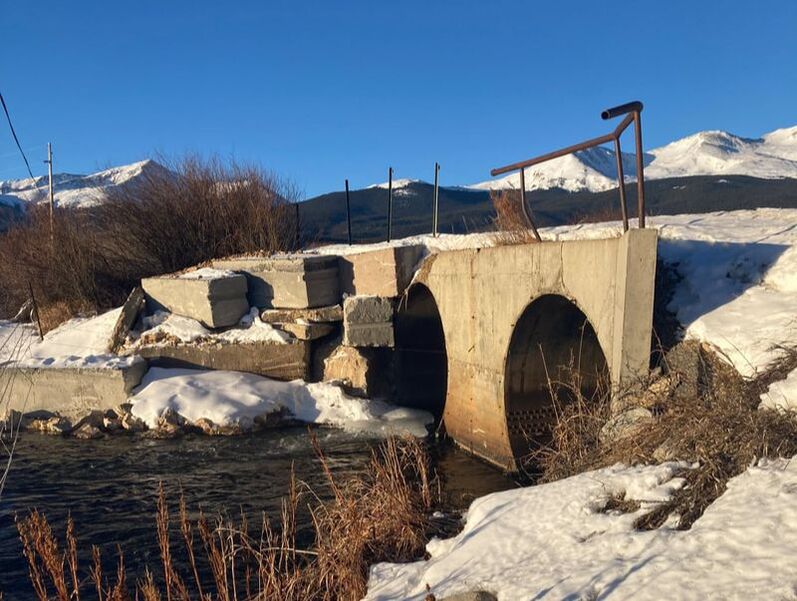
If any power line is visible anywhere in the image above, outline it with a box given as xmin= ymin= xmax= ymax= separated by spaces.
xmin=0 ymin=89 xmax=34 ymax=179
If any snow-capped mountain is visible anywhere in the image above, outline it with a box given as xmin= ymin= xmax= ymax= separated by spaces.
xmin=469 ymin=146 xmax=640 ymax=193
xmin=0 ymin=159 xmax=170 ymax=209
xmin=468 ymin=125 xmax=797 ymax=192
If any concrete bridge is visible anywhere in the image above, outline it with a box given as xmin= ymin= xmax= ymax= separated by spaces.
xmin=394 ymin=229 xmax=658 ymax=471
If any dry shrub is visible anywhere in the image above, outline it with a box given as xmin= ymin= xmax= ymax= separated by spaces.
xmin=490 ymin=189 xmax=540 ymax=245
xmin=525 ymin=361 xmax=613 ymax=483
xmin=0 ymin=157 xmax=298 ymax=331
xmin=15 ymin=435 xmax=437 ymax=601
xmin=532 ymin=342 xmax=797 ymax=530
xmin=102 ymin=157 xmax=299 ymax=276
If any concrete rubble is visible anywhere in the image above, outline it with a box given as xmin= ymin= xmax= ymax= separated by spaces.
xmin=213 ymin=254 xmax=340 ymax=309
xmin=134 ymin=339 xmax=311 ymax=381
xmin=338 ymin=245 xmax=424 ymax=297
xmin=323 ymin=345 xmax=394 ymax=398
xmin=343 ymin=296 xmax=395 ymax=348
xmin=142 ymin=270 xmax=249 ymax=328
xmin=260 ymin=304 xmax=343 ymax=324
xmin=1 ymin=246 xmax=432 ymax=440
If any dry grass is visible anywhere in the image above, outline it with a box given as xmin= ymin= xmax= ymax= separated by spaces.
xmin=490 ymin=189 xmax=540 ymax=245
xmin=14 ymin=435 xmax=437 ymax=601
xmin=0 ymin=156 xmax=298 ymax=332
xmin=530 ymin=342 xmax=797 ymax=530
xmin=524 ymin=360 xmax=613 ymax=483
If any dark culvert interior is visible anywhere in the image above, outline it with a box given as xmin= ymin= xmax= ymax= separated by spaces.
xmin=504 ymin=294 xmax=608 ymax=461
xmin=394 ymin=284 xmax=448 ymax=423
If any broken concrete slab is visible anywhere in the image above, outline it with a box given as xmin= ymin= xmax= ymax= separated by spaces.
xmin=342 ymin=296 xmax=394 ymax=348
xmin=338 ymin=245 xmax=425 ymax=297
xmin=213 ymin=254 xmax=340 ymax=309
xmin=135 ymin=340 xmax=310 ymax=381
xmin=323 ymin=345 xmax=394 ymax=398
xmin=277 ymin=322 xmax=336 ymax=341
xmin=343 ymin=323 xmax=394 ymax=348
xmin=260 ymin=304 xmax=343 ymax=324
xmin=142 ymin=270 xmax=248 ymax=328
xmin=344 ymin=295 xmax=394 ymax=323
xmin=108 ymin=286 xmax=145 ymax=353
xmin=0 ymin=360 xmax=147 ymax=422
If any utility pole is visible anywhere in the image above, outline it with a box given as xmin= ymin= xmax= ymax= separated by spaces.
xmin=45 ymin=143 xmax=54 ymax=235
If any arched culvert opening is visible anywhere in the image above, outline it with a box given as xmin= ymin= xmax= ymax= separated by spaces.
xmin=395 ymin=284 xmax=448 ymax=423
xmin=505 ymin=294 xmax=608 ymax=464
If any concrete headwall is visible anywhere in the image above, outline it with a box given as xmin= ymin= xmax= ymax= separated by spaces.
xmin=413 ymin=229 xmax=658 ymax=470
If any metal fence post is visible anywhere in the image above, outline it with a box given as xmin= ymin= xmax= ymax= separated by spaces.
xmin=345 ymin=178 xmax=352 ymax=245
xmin=432 ymin=162 xmax=440 ymax=237
xmin=387 ymin=167 xmax=393 ymax=242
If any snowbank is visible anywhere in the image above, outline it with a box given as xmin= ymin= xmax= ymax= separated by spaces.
xmin=130 ymin=367 xmax=433 ymax=437
xmin=0 ymin=308 xmax=139 ymax=369
xmin=367 ymin=458 xmax=797 ymax=600
xmin=761 ymin=368 xmax=797 ymax=412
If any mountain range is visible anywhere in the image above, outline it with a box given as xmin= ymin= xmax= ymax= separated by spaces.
xmin=2 ymin=125 xmax=797 ymax=238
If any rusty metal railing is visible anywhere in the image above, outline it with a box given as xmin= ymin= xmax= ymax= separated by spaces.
xmin=491 ymin=100 xmax=647 ymax=238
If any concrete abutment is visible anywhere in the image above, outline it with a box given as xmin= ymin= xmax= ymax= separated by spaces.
xmin=410 ymin=229 xmax=658 ymax=471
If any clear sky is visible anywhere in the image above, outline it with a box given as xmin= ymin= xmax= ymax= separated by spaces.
xmin=2 ymin=0 xmax=796 ymax=196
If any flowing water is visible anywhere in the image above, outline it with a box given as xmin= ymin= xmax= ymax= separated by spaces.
xmin=0 ymin=428 xmax=515 ymax=599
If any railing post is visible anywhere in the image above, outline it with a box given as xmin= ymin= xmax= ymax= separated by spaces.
xmin=345 ymin=178 xmax=352 ymax=245
xmin=613 ymin=137 xmax=629 ymax=231
xmin=387 ymin=166 xmax=393 ymax=242
xmin=633 ymin=110 xmax=646 ymax=228
xmin=432 ymin=162 xmax=440 ymax=237
xmin=519 ymin=168 xmax=541 ymax=241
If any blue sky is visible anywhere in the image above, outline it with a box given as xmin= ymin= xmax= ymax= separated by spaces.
xmin=2 ymin=1 xmax=796 ymax=196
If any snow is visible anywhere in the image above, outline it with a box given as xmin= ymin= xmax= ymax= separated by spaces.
xmin=761 ymin=368 xmax=797 ymax=411
xmin=126 ymin=307 xmax=291 ymax=348
xmin=646 ymin=130 xmax=797 ymax=180
xmin=367 ymin=458 xmax=797 ymax=600
xmin=367 ymin=178 xmax=423 ymax=190
xmin=0 ymin=159 xmax=170 ymax=209
xmin=0 ymin=308 xmax=140 ymax=369
xmin=129 ymin=367 xmax=433 ymax=436
xmin=469 ymin=146 xmax=637 ymax=193
xmin=177 ymin=267 xmax=237 ymax=280
xmin=468 ymin=124 xmax=797 ymax=192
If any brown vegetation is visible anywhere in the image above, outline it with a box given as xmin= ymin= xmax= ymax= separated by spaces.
xmin=0 ymin=157 xmax=298 ymax=332
xmin=14 ymin=435 xmax=437 ymax=601
xmin=529 ymin=342 xmax=797 ymax=530
xmin=490 ymin=189 xmax=540 ymax=245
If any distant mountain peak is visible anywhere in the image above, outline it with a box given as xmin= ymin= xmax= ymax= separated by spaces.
xmin=467 ymin=124 xmax=797 ymax=192
xmin=366 ymin=178 xmax=425 ymax=190
xmin=0 ymin=159 xmax=171 ymax=209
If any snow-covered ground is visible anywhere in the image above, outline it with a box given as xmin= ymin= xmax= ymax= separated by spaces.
xmin=366 ymin=458 xmax=797 ymax=600
xmin=130 ymin=367 xmax=432 ymax=437
xmin=0 ymin=308 xmax=139 ymax=369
